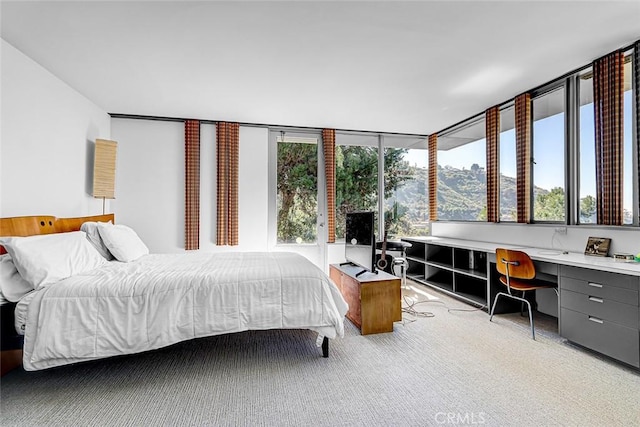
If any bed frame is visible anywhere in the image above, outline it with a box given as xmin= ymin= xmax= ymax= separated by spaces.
xmin=0 ymin=213 xmax=114 ymax=375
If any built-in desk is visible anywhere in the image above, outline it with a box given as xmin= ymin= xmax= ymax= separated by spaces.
xmin=401 ymin=236 xmax=640 ymax=368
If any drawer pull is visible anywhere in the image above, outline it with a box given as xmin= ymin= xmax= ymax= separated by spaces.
xmin=587 ymin=282 xmax=603 ymax=288
xmin=588 ymin=296 xmax=604 ymax=303
xmin=588 ymin=316 xmax=604 ymax=324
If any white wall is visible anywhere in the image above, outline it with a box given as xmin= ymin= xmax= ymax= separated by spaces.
xmin=110 ymin=118 xmax=184 ymax=253
xmin=199 ymin=124 xmax=269 ymax=253
xmin=111 ymin=119 xmax=269 ymax=254
xmin=0 ymin=39 xmax=111 ymax=217
xmin=432 ymin=222 xmax=640 ymax=256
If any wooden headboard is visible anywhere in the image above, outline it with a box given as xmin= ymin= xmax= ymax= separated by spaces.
xmin=0 ymin=213 xmax=115 ymax=254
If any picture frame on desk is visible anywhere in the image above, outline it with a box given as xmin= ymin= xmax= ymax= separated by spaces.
xmin=584 ymin=237 xmax=611 ymax=257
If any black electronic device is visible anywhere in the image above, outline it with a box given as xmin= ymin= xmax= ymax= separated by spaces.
xmin=344 ymin=211 xmax=377 ymax=277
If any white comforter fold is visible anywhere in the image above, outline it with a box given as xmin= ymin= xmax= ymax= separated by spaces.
xmin=22 ymin=252 xmax=348 ymax=370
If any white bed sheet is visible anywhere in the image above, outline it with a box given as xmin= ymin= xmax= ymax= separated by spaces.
xmin=22 ymin=251 xmax=348 ymax=371
xmin=15 ymin=290 xmax=36 ymax=336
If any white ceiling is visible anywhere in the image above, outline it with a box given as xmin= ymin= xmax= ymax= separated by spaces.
xmin=1 ymin=1 xmax=639 ymax=135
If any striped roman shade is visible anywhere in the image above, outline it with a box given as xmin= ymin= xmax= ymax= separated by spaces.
xmin=428 ymin=134 xmax=438 ymax=221
xmin=485 ymin=106 xmax=500 ymax=223
xmin=184 ymin=120 xmax=200 ymax=250
xmin=216 ymin=122 xmax=240 ymax=245
xmin=593 ymin=51 xmax=624 ymax=225
xmin=322 ymin=129 xmax=336 ymax=243
xmin=515 ymin=93 xmax=531 ymax=223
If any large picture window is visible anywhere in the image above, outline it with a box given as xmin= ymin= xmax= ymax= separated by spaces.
xmin=532 ymin=86 xmax=566 ymax=222
xmin=437 ymin=117 xmax=487 ymax=221
xmin=276 ymin=136 xmax=318 ymax=244
xmin=384 ymin=136 xmax=429 ymax=237
xmin=334 ymin=133 xmax=379 ymax=241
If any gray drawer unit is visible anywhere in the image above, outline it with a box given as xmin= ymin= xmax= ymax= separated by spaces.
xmin=560 ymin=308 xmax=639 ymax=368
xmin=561 ymin=289 xmax=639 ymax=329
xmin=559 ymin=265 xmax=640 ymax=368
xmin=561 ymin=276 xmax=639 ymax=306
xmin=560 ymin=265 xmax=639 ymax=292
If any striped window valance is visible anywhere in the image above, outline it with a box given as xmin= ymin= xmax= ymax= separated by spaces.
xmin=428 ymin=134 xmax=438 ymax=221
xmin=485 ymin=106 xmax=500 ymax=223
xmin=515 ymin=93 xmax=531 ymax=223
xmin=184 ymin=120 xmax=200 ymax=250
xmin=322 ymin=129 xmax=336 ymax=243
xmin=216 ymin=122 xmax=240 ymax=245
xmin=594 ymin=51 xmax=624 ymax=225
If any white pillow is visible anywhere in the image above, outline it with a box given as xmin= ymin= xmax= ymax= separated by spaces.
xmin=0 ymin=231 xmax=109 ymax=289
xmin=97 ymin=223 xmax=149 ymax=262
xmin=0 ymin=254 xmax=33 ymax=302
xmin=80 ymin=221 xmax=114 ymax=260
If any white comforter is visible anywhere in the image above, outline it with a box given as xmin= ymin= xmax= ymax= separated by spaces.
xmin=22 ymin=252 xmax=348 ymax=371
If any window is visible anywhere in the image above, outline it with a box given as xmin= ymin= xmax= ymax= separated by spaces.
xmin=437 ymin=117 xmax=487 ymax=221
xmin=579 ymin=52 xmax=633 ymax=225
xmin=276 ymin=136 xmax=318 ymax=243
xmin=623 ymin=52 xmax=633 ymax=224
xmin=532 ymin=86 xmax=566 ymax=222
xmin=499 ymin=105 xmax=516 ymax=221
xmin=334 ymin=133 xmax=378 ymax=241
xmin=383 ymin=136 xmax=429 ymax=238
xmin=578 ymin=68 xmax=596 ymax=223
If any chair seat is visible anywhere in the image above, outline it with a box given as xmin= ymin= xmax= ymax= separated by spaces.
xmin=499 ymin=276 xmax=555 ymax=291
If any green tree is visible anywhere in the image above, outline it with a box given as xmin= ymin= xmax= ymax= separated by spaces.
xmin=335 ymin=146 xmax=413 ymax=239
xmin=534 ymin=187 xmax=565 ymax=221
xmin=276 ymin=142 xmax=317 ymax=243
xmin=580 ymin=195 xmax=596 ymax=223
xmin=277 ymin=143 xmax=415 ymax=242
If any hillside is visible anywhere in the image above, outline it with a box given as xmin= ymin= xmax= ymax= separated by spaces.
xmin=392 ymin=164 xmax=549 ymax=222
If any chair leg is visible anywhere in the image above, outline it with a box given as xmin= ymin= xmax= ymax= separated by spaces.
xmin=489 ymin=292 xmax=505 ymax=322
xmin=524 ymin=299 xmax=535 ymax=340
xmin=520 ymin=291 xmax=527 ymax=317
xmin=490 ymin=291 xmax=537 ymax=340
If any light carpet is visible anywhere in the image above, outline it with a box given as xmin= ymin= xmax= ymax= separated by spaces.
xmin=1 ymin=285 xmax=639 ymax=427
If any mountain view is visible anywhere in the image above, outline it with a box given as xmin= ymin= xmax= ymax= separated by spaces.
xmin=392 ymin=164 xmax=552 ymax=223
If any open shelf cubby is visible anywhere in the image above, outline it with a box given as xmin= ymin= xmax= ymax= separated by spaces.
xmin=425 ymin=265 xmax=454 ymax=293
xmin=401 ymin=238 xmax=490 ymax=309
xmin=454 ymin=273 xmax=487 ymax=307
xmin=426 ymin=244 xmax=452 ymax=266
xmin=453 ymin=248 xmax=487 ymax=278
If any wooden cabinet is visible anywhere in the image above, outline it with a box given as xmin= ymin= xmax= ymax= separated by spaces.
xmin=330 ymin=264 xmax=401 ymax=335
xmin=559 ymin=265 xmax=640 ymax=368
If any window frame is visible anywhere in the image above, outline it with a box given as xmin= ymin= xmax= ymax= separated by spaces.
xmin=436 ymin=113 xmax=488 ymax=222
xmin=530 ymin=80 xmax=570 ymax=224
xmin=498 ymin=102 xmax=516 ymax=222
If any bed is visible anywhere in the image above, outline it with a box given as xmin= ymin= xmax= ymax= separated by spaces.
xmin=0 ymin=214 xmax=348 ymax=372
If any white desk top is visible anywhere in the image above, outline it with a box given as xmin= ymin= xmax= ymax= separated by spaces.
xmin=404 ymin=236 xmax=640 ymax=277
